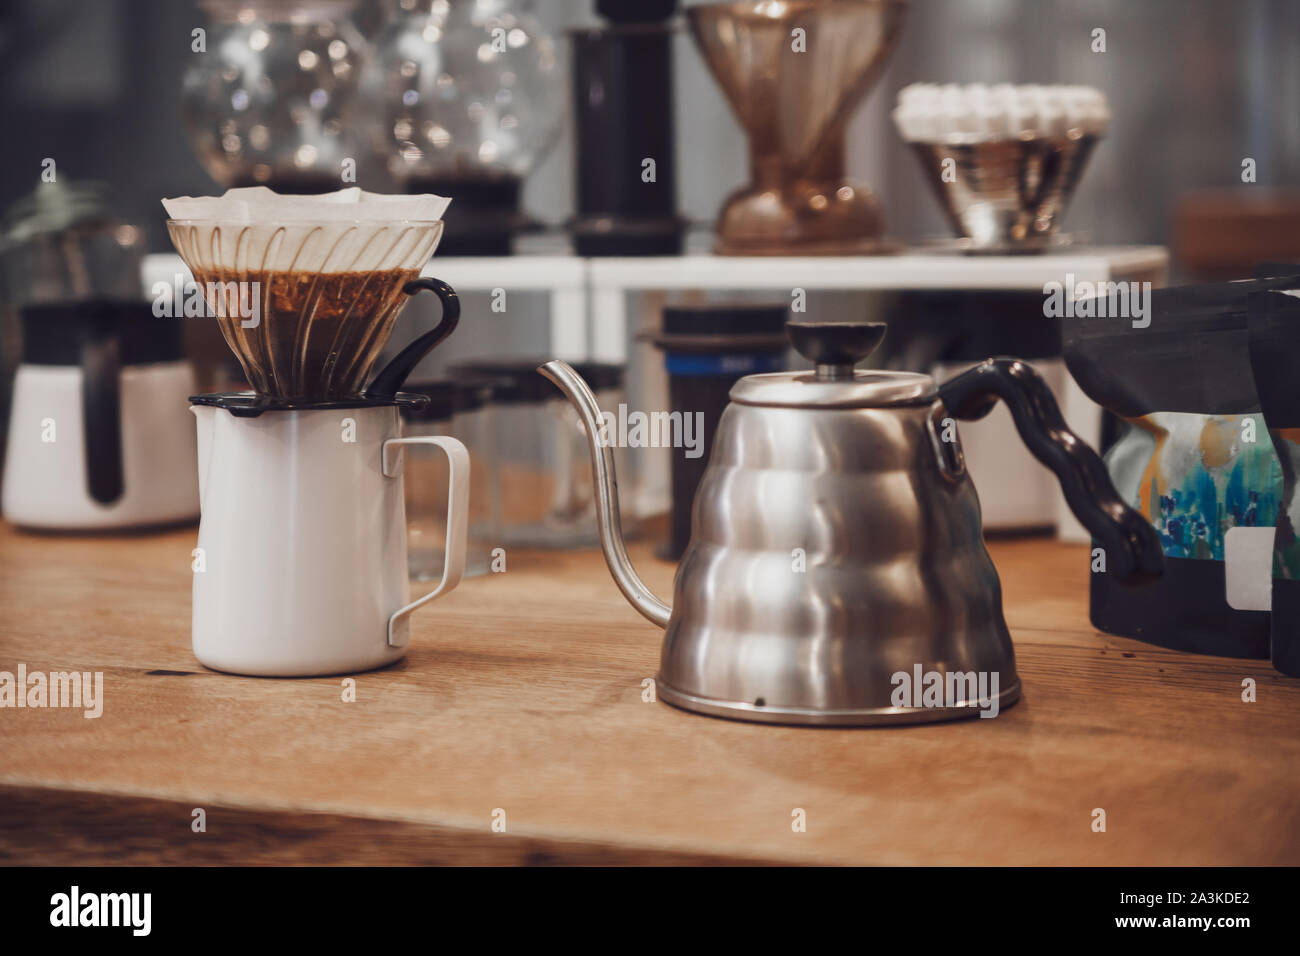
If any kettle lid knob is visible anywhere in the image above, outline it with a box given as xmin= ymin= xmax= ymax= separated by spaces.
xmin=787 ymin=321 xmax=886 ymax=379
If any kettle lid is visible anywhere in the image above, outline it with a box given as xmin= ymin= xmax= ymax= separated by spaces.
xmin=730 ymin=321 xmax=935 ymax=408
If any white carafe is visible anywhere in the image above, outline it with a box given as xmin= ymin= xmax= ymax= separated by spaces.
xmin=191 ymin=395 xmax=467 ymax=676
xmin=2 ymin=301 xmax=199 ymax=530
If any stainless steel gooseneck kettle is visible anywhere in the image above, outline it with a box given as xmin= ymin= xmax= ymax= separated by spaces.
xmin=540 ymin=321 xmax=1163 ymax=726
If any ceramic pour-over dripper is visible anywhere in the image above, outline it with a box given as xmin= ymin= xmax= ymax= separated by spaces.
xmin=164 ymin=187 xmax=449 ymax=401
xmin=688 ymin=0 xmax=908 ymax=255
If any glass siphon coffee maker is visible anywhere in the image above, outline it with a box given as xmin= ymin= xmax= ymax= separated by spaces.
xmin=181 ymin=0 xmax=371 ymax=191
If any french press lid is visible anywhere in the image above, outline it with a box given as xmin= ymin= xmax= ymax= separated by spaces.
xmin=729 ymin=321 xmax=935 ymax=408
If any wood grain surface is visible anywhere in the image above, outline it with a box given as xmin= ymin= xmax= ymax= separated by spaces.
xmin=1 ymin=523 xmax=1297 ymax=865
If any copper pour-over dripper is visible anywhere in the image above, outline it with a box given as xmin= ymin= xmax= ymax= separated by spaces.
xmin=688 ymin=0 xmax=908 ymax=255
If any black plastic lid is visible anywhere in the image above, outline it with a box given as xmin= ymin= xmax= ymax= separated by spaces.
xmin=190 ymin=391 xmax=428 ymax=418
xmin=662 ymin=302 xmax=789 ymax=336
xmin=20 ymin=300 xmax=185 ymax=366
xmin=448 ymin=359 xmax=624 ymax=403
xmin=648 ymin=302 xmax=790 ymax=353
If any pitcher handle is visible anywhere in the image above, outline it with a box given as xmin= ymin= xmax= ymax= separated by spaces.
xmin=382 ymin=435 xmax=470 ymax=648
xmin=938 ymin=358 xmax=1164 ymax=584
xmin=366 ymin=277 xmax=461 ymax=398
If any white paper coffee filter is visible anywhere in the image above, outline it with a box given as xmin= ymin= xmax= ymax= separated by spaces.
xmin=893 ymin=83 xmax=1110 ymax=143
xmin=163 ymin=187 xmax=450 ymax=274
xmin=162 ymin=186 xmax=450 ymax=223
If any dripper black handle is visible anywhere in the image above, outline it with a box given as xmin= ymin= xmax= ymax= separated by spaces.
xmin=366 ymin=277 xmax=461 ymax=399
xmin=939 ymin=358 xmax=1164 ymax=584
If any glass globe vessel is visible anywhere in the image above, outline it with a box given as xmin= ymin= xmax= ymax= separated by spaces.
xmin=363 ymin=0 xmax=565 ymax=253
xmin=182 ymin=0 xmax=370 ymax=192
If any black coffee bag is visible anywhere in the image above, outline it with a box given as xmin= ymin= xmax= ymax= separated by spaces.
xmin=1064 ymin=275 xmax=1300 ymax=662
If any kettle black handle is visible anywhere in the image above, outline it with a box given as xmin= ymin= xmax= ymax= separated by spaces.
xmin=938 ymin=358 xmax=1163 ymax=584
xmin=365 ymin=277 xmax=460 ymax=398
xmin=80 ymin=333 xmax=125 ymax=505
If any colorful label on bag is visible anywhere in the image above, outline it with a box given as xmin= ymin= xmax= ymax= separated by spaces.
xmin=1106 ymin=411 xmax=1282 ymax=561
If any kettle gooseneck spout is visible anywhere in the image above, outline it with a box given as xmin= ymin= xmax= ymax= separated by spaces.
xmin=538 ymin=361 xmax=672 ymax=629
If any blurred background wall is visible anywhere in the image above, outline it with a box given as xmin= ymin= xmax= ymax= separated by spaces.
xmin=1 ymin=0 xmax=1295 ymax=528
xmin=3 ymin=0 xmax=1297 ymax=255
xmin=1 ymin=0 xmax=1297 ymax=370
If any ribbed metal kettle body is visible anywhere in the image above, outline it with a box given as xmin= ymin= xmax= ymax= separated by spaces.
xmin=659 ymin=400 xmax=1020 ymax=721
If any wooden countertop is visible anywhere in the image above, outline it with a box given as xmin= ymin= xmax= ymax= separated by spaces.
xmin=1 ymin=523 xmax=1297 ymax=866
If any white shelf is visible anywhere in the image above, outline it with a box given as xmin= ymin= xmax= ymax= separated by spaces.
xmin=586 ymin=246 xmax=1169 ymax=290
xmin=145 ymin=245 xmax=1167 ymax=303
